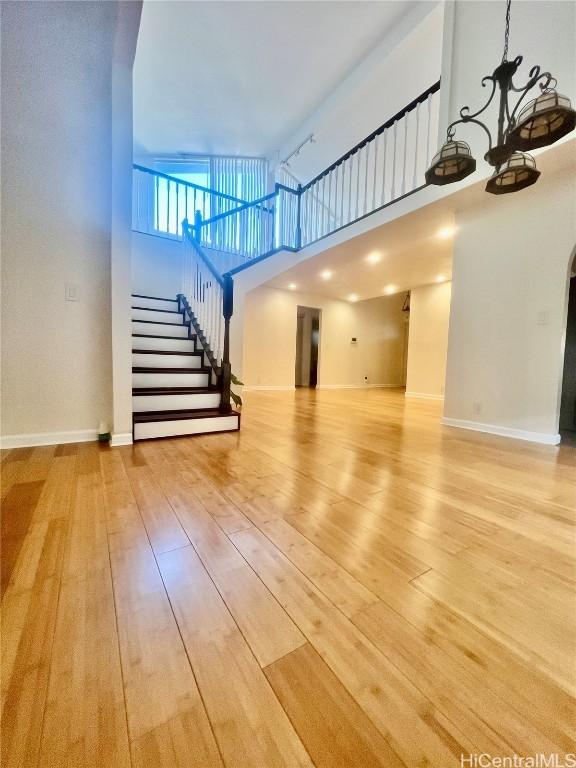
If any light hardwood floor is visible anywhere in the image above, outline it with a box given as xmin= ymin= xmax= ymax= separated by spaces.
xmin=2 ymin=388 xmax=575 ymax=768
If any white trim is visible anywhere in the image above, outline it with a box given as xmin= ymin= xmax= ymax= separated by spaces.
xmin=242 ymin=385 xmax=296 ymax=391
xmin=405 ymin=391 xmax=445 ymax=401
xmin=111 ymin=432 xmax=133 ymax=447
xmin=243 ymin=384 xmax=403 ymax=392
xmin=441 ymin=417 xmax=561 ymax=446
xmin=0 ymin=429 xmax=99 ymax=449
xmin=317 ymin=384 xmax=401 ymax=390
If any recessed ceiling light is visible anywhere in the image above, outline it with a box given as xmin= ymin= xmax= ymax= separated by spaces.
xmin=365 ymin=252 xmax=382 ymax=265
xmin=435 ymin=274 xmax=447 ymax=283
xmin=348 ymin=293 xmax=359 ymax=302
xmin=320 ymin=269 xmax=333 ymax=280
xmin=288 ymin=283 xmax=297 ymax=290
xmin=384 ymin=285 xmax=398 ymax=295
xmin=436 ymin=226 xmax=456 ymax=240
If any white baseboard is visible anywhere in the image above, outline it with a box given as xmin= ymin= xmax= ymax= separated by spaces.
xmin=441 ymin=417 xmax=560 ymax=446
xmin=242 ymin=385 xmax=296 ymax=391
xmin=111 ymin=432 xmax=133 ymax=447
xmin=405 ymin=391 xmax=444 ymax=401
xmin=0 ymin=429 xmax=99 ymax=449
xmin=316 ymin=384 xmax=401 ymax=390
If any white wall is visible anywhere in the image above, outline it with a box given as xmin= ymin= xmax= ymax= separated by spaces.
xmin=243 ymin=286 xmax=406 ymax=389
xmin=0 ymin=1 xmax=138 ymax=446
xmin=131 ymin=231 xmax=183 ymax=299
xmin=406 ymin=281 xmax=451 ymax=399
xmin=111 ymin=2 xmax=142 ymax=447
xmin=275 ymin=2 xmax=443 ymax=184
xmin=444 ymin=168 xmax=576 ymax=443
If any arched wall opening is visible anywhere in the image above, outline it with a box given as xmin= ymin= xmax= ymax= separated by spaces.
xmin=559 ymin=246 xmax=576 ymax=442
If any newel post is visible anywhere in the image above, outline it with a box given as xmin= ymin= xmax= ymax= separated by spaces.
xmin=219 ymin=273 xmax=234 ymax=414
xmin=296 ymin=184 xmax=302 ymax=250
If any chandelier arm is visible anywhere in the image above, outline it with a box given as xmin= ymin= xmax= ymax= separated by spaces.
xmin=456 ymin=76 xmax=498 ymax=123
xmin=446 ymin=116 xmax=493 ymax=150
xmin=508 ymin=69 xmax=554 ymax=126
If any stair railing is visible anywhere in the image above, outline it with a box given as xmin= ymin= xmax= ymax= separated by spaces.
xmin=174 ymin=81 xmax=442 ymax=412
xmin=180 ymin=220 xmax=235 ymax=414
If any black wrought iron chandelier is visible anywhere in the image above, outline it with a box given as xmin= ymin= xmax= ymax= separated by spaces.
xmin=426 ymin=0 xmax=576 ymax=194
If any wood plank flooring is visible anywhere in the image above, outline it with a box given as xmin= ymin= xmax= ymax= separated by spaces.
xmin=2 ymin=388 xmax=575 ymax=767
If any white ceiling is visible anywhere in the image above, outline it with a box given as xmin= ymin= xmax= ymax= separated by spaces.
xmin=266 ymin=200 xmax=455 ymax=300
xmin=134 ymin=1 xmax=421 ymax=158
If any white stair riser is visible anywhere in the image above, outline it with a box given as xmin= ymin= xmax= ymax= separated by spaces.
xmin=132 ymin=336 xmax=196 ymax=352
xmin=132 ymin=393 xmax=221 ymax=412
xmin=134 ymin=415 xmax=239 ymax=440
xmin=132 ymin=372 xmax=209 ymax=388
xmin=132 ymin=353 xmax=201 ymax=369
xmin=131 ymin=308 xmax=183 ymax=323
xmin=132 ymin=321 xmax=189 ymax=338
xmin=132 ymin=297 xmax=178 ymax=311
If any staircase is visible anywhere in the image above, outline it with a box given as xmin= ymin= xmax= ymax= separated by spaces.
xmin=128 ymin=81 xmax=444 ymax=442
xmin=131 ymin=294 xmax=240 ymax=440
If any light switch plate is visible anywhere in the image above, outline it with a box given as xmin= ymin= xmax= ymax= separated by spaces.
xmin=65 ymin=282 xmax=78 ymax=302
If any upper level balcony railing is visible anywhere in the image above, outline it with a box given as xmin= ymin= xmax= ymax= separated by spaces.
xmin=299 ymin=80 xmax=440 ymax=247
xmin=132 ymin=80 xmax=440 ymax=267
xmin=183 ymin=79 xmax=441 ymax=273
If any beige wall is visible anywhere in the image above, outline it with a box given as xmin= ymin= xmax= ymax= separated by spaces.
xmin=406 ymin=282 xmax=451 ymax=399
xmin=444 ymin=169 xmax=576 ymax=442
xmin=1 ymin=1 xmax=137 ymax=446
xmin=242 ymin=286 xmax=406 ymax=389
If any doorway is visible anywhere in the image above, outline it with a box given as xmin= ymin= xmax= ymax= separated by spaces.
xmin=560 ymin=257 xmax=576 ymax=442
xmin=295 ymin=306 xmax=321 ymax=388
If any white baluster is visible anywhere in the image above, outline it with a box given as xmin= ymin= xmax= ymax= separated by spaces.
xmin=402 ymin=114 xmax=408 ymax=196
xmin=413 ymin=102 xmax=420 ymax=191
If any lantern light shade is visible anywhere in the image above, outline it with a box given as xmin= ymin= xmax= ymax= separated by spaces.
xmin=508 ymin=89 xmax=576 ymax=151
xmin=485 ymin=151 xmax=540 ymax=195
xmin=425 ymin=140 xmax=476 ymax=186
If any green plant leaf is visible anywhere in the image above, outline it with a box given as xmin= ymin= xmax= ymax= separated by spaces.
xmin=230 ymin=391 xmax=243 ymax=408
xmin=231 ymin=373 xmax=244 ymax=386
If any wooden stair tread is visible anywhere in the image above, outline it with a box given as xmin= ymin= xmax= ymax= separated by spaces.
xmin=132 ymin=333 xmax=196 ymax=340
xmin=132 ymin=366 xmax=211 ymax=374
xmin=132 ymin=387 xmax=219 ymax=395
xmin=133 ymin=409 xmax=239 ymax=423
xmin=131 ymin=293 xmax=178 ymax=302
xmin=131 ymin=306 xmax=184 ymax=314
xmin=132 ymin=349 xmax=202 ymax=356
xmin=131 ymin=319 xmax=186 ymax=327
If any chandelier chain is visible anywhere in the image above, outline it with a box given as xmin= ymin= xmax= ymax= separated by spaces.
xmin=502 ymin=0 xmax=511 ymax=62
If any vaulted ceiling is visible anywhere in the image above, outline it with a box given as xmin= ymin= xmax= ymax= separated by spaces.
xmin=134 ymin=0 xmax=423 ymax=158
